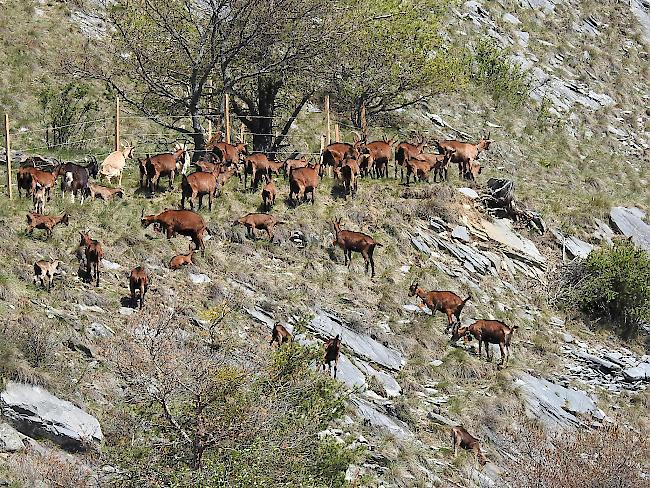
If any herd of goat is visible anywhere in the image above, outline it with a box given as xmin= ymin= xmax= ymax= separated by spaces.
xmin=16 ymin=132 xmax=502 ymax=466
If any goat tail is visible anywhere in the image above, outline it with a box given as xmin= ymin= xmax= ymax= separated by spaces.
xmin=374 ymin=242 xmax=384 ymax=248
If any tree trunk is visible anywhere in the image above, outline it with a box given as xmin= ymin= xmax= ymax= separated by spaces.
xmin=190 ymin=107 xmax=207 ymax=162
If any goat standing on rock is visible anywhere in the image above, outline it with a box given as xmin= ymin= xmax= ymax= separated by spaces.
xmin=331 ymin=218 xmax=382 ymax=278
xmin=452 ymin=320 xmax=518 ymax=366
xmin=408 ymin=283 xmax=471 ymax=332
xmin=33 ymin=259 xmax=63 ymax=291
xmin=323 ymin=334 xmax=341 ymax=379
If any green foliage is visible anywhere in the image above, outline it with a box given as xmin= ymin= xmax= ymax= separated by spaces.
xmin=39 ymin=82 xmax=98 ymax=147
xmin=470 ymin=38 xmax=531 ymax=107
xmin=558 ymin=241 xmax=650 ymax=336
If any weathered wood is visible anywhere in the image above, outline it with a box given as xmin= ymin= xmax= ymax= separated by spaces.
xmin=224 ymin=93 xmax=231 ymax=144
xmin=4 ymin=113 xmax=11 ymax=199
xmin=325 ymin=95 xmax=331 ymax=145
xmin=114 ymin=96 xmax=120 ymax=151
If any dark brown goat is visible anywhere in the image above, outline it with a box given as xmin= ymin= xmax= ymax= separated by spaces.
xmin=436 ymin=135 xmax=492 ymax=180
xmin=269 ymin=323 xmax=292 ymax=347
xmin=289 ymin=163 xmax=320 ymax=206
xmin=323 ymin=334 xmax=341 ymax=379
xmin=88 ymin=184 xmax=124 ymax=201
xmin=129 ymin=265 xmax=149 ymax=309
xmin=79 ymin=232 xmax=104 ymax=287
xmin=26 ymin=212 xmax=69 ymax=238
xmin=452 ymin=320 xmax=518 ymax=366
xmin=451 ymin=426 xmax=487 ymax=467
xmin=145 ymin=147 xmax=185 ymax=192
xmin=339 ymin=157 xmax=360 ymax=198
xmin=169 ymin=245 xmax=195 ymax=270
xmin=331 ymin=218 xmax=382 ymax=278
xmin=141 ymin=209 xmax=210 ymax=255
xmin=181 ymin=171 xmax=219 ymax=211
xmin=17 ymin=166 xmax=40 ymax=197
xmin=408 ymin=283 xmax=471 ymax=331
xmin=395 ymin=138 xmax=426 ymax=180
xmin=233 ymin=213 xmax=285 ymax=241
xmin=261 ymin=176 xmax=277 ymax=210
xmin=361 ymin=138 xmax=395 ymax=178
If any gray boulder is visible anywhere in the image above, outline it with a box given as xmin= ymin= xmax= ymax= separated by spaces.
xmin=623 ymin=363 xmax=650 ymax=382
xmin=351 ymin=396 xmax=412 ymax=440
xmin=0 ymin=381 xmax=103 ymax=451
xmin=609 ymin=207 xmax=650 ymax=252
xmin=0 ymin=423 xmax=26 ymax=452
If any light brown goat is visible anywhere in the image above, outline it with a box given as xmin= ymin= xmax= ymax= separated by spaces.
xmin=451 ymin=426 xmax=487 ymax=467
xmin=269 ymin=323 xmax=292 ymax=347
xmin=436 ymin=135 xmax=492 ymax=180
xmin=129 ymin=265 xmax=149 ymax=309
xmin=33 ymin=259 xmax=62 ymax=291
xmin=212 ymin=142 xmax=248 ymax=167
xmin=79 ymin=232 xmax=104 ymax=287
xmin=452 ymin=320 xmax=518 ymax=366
xmin=261 ymin=176 xmax=277 ymax=210
xmin=145 ymin=147 xmax=186 ymax=192
xmin=284 ymin=157 xmax=309 ymax=179
xmin=88 ymin=184 xmax=124 ymax=201
xmin=233 ymin=213 xmax=285 ymax=241
xmin=323 ymin=334 xmax=341 ymax=379
xmin=361 ymin=137 xmax=395 ymax=178
xmin=289 ymin=163 xmax=320 ymax=206
xmin=181 ymin=171 xmax=219 ymax=211
xmin=141 ymin=209 xmax=210 ymax=255
xmin=29 ymin=168 xmax=58 ymax=201
xmin=409 ymin=283 xmax=471 ymax=332
xmin=215 ymin=165 xmax=240 ymax=190
xmin=332 ymin=218 xmax=382 ymax=278
xmin=169 ymin=245 xmax=195 ymax=270
xmin=395 ymin=138 xmax=426 ymax=180
xmin=26 ymin=212 xmax=69 ymax=238
xmin=244 ymin=154 xmax=285 ymax=190
xmin=32 ymin=183 xmax=47 ymax=214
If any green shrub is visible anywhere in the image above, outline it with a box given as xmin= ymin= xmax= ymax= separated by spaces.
xmin=557 ymin=241 xmax=650 ymax=336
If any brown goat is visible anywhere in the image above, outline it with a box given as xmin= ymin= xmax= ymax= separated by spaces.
xmin=29 ymin=168 xmax=58 ymax=201
xmin=452 ymin=320 xmax=518 ymax=366
xmin=361 ymin=138 xmax=395 ymax=178
xmin=233 ymin=213 xmax=285 ymax=241
xmin=284 ymin=157 xmax=309 ymax=179
xmin=142 ymin=209 xmax=210 ymax=255
xmin=323 ymin=334 xmax=341 ymax=379
xmin=289 ymin=163 xmax=320 ymax=206
xmin=332 ymin=218 xmax=382 ymax=278
xmin=261 ymin=176 xmax=277 ymax=210
xmin=339 ymin=157 xmax=360 ymax=198
xmin=26 ymin=212 xmax=69 ymax=238
xmin=408 ymin=283 xmax=471 ymax=331
xmin=33 ymin=259 xmax=63 ymax=291
xmin=321 ymin=140 xmax=362 ymax=175
xmin=244 ymin=154 xmax=285 ymax=190
xmin=79 ymin=232 xmax=104 ymax=287
xmin=17 ymin=166 xmax=40 ymax=197
xmin=436 ymin=135 xmax=492 ymax=180
xmin=129 ymin=265 xmax=149 ymax=309
xmin=169 ymin=245 xmax=195 ymax=270
xmin=451 ymin=426 xmax=487 ymax=467
xmin=88 ymin=184 xmax=124 ymax=201
xmin=215 ymin=165 xmax=240 ymax=191
xmin=145 ymin=147 xmax=186 ymax=192
xmin=395 ymin=138 xmax=426 ymax=180
xmin=212 ymin=142 xmax=248 ymax=167
xmin=181 ymin=171 xmax=219 ymax=211
xmin=269 ymin=323 xmax=292 ymax=347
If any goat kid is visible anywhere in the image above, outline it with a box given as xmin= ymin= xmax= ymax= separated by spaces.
xmin=26 ymin=212 xmax=69 ymax=238
xmin=332 ymin=218 xmax=382 ymax=278
xmin=261 ymin=176 xmax=277 ymax=210
xmin=79 ymin=232 xmax=104 ymax=287
xmin=323 ymin=334 xmax=341 ymax=379
xmin=33 ymin=259 xmax=63 ymax=291
xmin=233 ymin=213 xmax=285 ymax=241
xmin=169 ymin=245 xmax=195 ymax=270
xmin=451 ymin=426 xmax=487 ymax=467
xmin=88 ymin=184 xmax=124 ymax=201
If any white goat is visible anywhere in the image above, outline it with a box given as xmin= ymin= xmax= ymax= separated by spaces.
xmin=100 ymin=144 xmax=135 ymax=186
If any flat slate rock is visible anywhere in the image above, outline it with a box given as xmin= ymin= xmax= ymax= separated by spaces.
xmin=351 ymin=397 xmax=412 ymax=440
xmin=0 ymin=381 xmax=103 ymax=451
xmin=188 ymin=273 xmax=211 ymax=284
xmin=623 ymin=362 xmax=650 ymax=382
xmin=609 ymin=207 xmax=650 ymax=252
xmin=0 ymin=423 xmax=26 ymax=452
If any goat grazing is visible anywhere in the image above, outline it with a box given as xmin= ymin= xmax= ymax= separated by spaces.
xmin=361 ymin=137 xmax=395 ymax=178
xmin=244 ymin=154 xmax=285 ymax=190
xmin=321 ymin=138 xmax=361 ymax=175
xmin=269 ymin=323 xmax=292 ymax=347
xmin=451 ymin=426 xmax=487 ymax=467
xmin=145 ymin=146 xmax=186 ymax=192
xmin=215 ymin=164 xmax=240 ymax=190
xmin=99 ymin=145 xmax=134 ymax=186
xmin=289 ymin=163 xmax=320 ymax=206
xmin=233 ymin=213 xmax=285 ymax=241
xmin=129 ymin=266 xmax=149 ymax=309
xmin=141 ymin=209 xmax=210 ymax=255
xmin=408 ymin=283 xmax=471 ymax=331
xmin=436 ymin=134 xmax=492 ymax=180
xmin=261 ymin=176 xmax=277 ymax=210
xmin=79 ymin=232 xmax=104 ymax=287
xmin=452 ymin=320 xmax=518 ymax=366
xmin=331 ymin=218 xmax=382 ymax=278
xmin=323 ymin=334 xmax=342 ymax=379
xmin=169 ymin=245 xmax=195 ymax=270
xmin=26 ymin=212 xmax=69 ymax=238
xmin=57 ymin=158 xmax=99 ymax=203
xmin=88 ymin=184 xmax=124 ymax=201
xmin=181 ymin=171 xmax=219 ymax=211
xmin=395 ymin=138 xmax=426 ymax=180
xmin=33 ymin=259 xmax=63 ymax=291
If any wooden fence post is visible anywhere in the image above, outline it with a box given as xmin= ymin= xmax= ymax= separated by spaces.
xmin=335 ymin=124 xmax=340 ymax=143
xmin=325 ymin=95 xmax=331 ymax=146
xmin=360 ymin=103 xmax=367 ymax=142
xmin=239 ymin=124 xmax=245 ymax=144
xmin=114 ymin=96 xmax=120 ymax=151
xmin=320 ymin=134 xmax=326 ymax=164
xmin=4 ymin=113 xmax=11 ymax=200
xmin=207 ymin=82 xmax=213 ymax=140
xmin=224 ymin=93 xmax=231 ymax=144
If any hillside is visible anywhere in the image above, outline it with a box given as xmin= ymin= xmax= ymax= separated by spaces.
xmin=1 ymin=0 xmax=649 ymax=487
